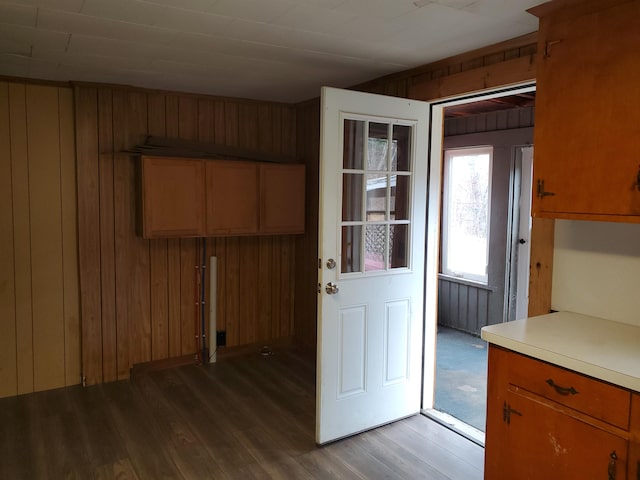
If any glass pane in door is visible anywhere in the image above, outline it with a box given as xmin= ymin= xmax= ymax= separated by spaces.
xmin=366 ymin=174 xmax=387 ymax=221
xmin=368 ymin=122 xmax=389 ymax=171
xmin=365 ymin=224 xmax=386 ymax=271
xmin=341 ymin=225 xmax=362 ymax=273
xmin=344 ymin=120 xmax=364 ymax=169
xmin=391 ymin=174 xmax=410 ymax=221
xmin=393 ymin=125 xmax=411 ymax=172
xmin=342 ymin=174 xmax=363 ymax=221
xmin=389 ymin=224 xmax=409 ymax=268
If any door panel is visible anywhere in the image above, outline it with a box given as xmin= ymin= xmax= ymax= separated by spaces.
xmin=317 ymin=87 xmax=429 ymax=444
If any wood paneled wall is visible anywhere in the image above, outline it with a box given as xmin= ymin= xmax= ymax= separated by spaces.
xmin=75 ymin=85 xmax=298 ymax=385
xmin=293 ymin=100 xmax=320 ymax=347
xmin=0 ymin=81 xmax=80 ymax=398
xmin=355 ymin=33 xmax=538 ymax=101
xmin=293 ymin=32 xmax=554 ymax=346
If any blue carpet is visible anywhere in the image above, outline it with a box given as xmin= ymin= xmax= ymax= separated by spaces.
xmin=434 ymin=327 xmax=488 ymax=431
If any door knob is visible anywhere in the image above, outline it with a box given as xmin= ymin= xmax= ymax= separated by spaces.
xmin=325 ymin=282 xmax=339 ymax=294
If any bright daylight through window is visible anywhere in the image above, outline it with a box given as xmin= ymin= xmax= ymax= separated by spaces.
xmin=442 ymin=146 xmax=492 ymax=284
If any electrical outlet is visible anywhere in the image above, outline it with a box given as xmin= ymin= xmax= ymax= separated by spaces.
xmin=216 ymin=330 xmax=226 ymax=346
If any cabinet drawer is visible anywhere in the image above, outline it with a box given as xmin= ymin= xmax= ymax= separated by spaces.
xmin=507 ymin=352 xmax=631 ymax=429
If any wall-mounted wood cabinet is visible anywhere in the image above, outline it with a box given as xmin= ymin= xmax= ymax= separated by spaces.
xmin=531 ymin=0 xmax=640 ymax=222
xmin=485 ymin=345 xmax=639 ymax=479
xmin=141 ymin=156 xmax=305 ymax=238
xmin=206 ymin=160 xmax=259 ymax=236
xmin=141 ymin=156 xmax=206 ymax=238
xmin=259 ymin=163 xmax=306 ymax=234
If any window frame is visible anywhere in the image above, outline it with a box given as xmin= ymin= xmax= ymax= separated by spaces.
xmin=441 ymin=145 xmax=493 ymax=285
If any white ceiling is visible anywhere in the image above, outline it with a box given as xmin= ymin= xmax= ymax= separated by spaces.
xmin=0 ymin=0 xmax=542 ymax=103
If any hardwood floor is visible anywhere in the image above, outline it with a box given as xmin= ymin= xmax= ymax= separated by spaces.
xmin=0 ymin=347 xmax=484 ymax=479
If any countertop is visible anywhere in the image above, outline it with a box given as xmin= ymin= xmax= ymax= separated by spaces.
xmin=481 ymin=311 xmax=640 ymax=392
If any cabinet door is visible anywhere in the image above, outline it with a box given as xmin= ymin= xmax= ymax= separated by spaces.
xmin=488 ymin=389 xmax=628 ymax=480
xmin=205 ymin=160 xmax=259 ymax=235
xmin=259 ymin=163 xmax=305 ymax=234
xmin=631 ymin=393 xmax=640 ymax=480
xmin=533 ymin=0 xmax=640 ymax=220
xmin=141 ymin=156 xmax=205 ymax=238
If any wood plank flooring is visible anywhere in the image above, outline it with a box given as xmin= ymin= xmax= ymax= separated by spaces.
xmin=0 ymin=347 xmax=484 ymax=479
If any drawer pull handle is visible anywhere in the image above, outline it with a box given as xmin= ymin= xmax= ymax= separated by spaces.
xmin=546 ymin=378 xmax=579 ymax=396
xmin=608 ymin=450 xmax=617 ymax=480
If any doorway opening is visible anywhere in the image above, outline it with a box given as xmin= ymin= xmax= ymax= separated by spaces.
xmin=424 ymin=87 xmax=536 ymax=444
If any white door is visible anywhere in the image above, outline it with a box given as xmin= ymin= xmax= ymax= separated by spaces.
xmin=316 ymin=87 xmax=430 ymax=444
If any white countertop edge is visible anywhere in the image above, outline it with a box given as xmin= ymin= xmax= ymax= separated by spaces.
xmin=480 ymin=332 xmax=640 ymax=392
xmin=481 ymin=312 xmax=640 ymax=392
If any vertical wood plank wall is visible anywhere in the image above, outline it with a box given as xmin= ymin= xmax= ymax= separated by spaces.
xmin=0 ymin=81 xmax=80 ymax=398
xmin=75 ymin=85 xmax=297 ymax=386
xmin=293 ymin=101 xmax=320 ymax=347
xmin=292 ymin=33 xmax=553 ymax=346
xmin=437 ymin=279 xmax=491 ymax=335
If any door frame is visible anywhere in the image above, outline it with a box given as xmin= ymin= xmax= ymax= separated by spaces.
xmin=421 ymin=83 xmax=537 ymax=412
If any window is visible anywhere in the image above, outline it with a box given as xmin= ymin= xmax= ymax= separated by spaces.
xmin=441 ymin=146 xmax=492 ymax=284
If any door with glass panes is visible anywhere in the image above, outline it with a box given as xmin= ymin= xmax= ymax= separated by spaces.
xmin=317 ymin=87 xmax=429 ymax=444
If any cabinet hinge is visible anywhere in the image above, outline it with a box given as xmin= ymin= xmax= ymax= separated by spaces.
xmin=536 ymin=179 xmax=556 ymax=198
xmin=544 ymin=40 xmax=562 ymax=59
xmin=503 ymin=401 xmax=522 ymax=425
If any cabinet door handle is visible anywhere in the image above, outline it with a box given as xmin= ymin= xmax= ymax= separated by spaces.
xmin=608 ymin=451 xmax=617 ymax=480
xmin=546 ymin=378 xmax=579 ymax=396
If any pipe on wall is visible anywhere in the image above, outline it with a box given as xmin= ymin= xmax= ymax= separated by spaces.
xmin=209 ymin=256 xmax=217 ymax=363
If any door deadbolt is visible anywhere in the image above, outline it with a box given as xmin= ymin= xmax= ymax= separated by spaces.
xmin=326 ymin=258 xmax=336 ymax=270
xmin=325 ymin=282 xmax=339 ymax=295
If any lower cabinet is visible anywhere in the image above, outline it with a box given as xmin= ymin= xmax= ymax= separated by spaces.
xmin=485 ymin=345 xmax=638 ymax=479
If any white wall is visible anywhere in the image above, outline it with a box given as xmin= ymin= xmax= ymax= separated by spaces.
xmin=552 ymin=220 xmax=640 ymax=326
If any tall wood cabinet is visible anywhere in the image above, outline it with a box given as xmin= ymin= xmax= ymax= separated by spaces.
xmin=140 ymin=156 xmax=305 ymax=238
xmin=485 ymin=345 xmax=640 ymax=479
xmin=530 ymin=0 xmax=640 ymax=222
